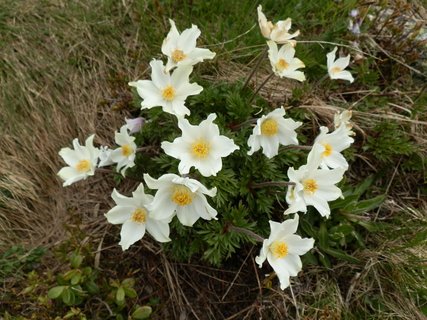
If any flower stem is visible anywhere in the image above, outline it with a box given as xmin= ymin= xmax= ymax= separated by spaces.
xmin=250 ymin=181 xmax=295 ymax=189
xmin=228 ymin=225 xmax=264 ymax=243
xmin=249 ymin=72 xmax=274 ymax=103
xmin=280 ymin=145 xmax=312 ymax=151
xmin=242 ymin=47 xmax=268 ymax=89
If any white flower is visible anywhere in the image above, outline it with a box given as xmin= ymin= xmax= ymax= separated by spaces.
xmin=144 ymin=173 xmax=217 ymax=227
xmin=334 ymin=110 xmax=355 ymax=136
xmin=98 ymin=146 xmax=114 ymax=167
xmin=58 ymin=134 xmax=100 ymax=187
xmin=284 ymin=144 xmax=345 ymax=218
xmin=105 ymin=183 xmax=171 ymax=251
xmin=161 ymin=114 xmax=239 ymax=177
xmin=327 ymin=47 xmax=354 ymax=83
xmin=162 ymin=19 xmax=215 ymax=72
xmin=255 ymin=215 xmax=314 ymax=290
xmin=125 ymin=117 xmax=145 ymax=134
xmin=247 ymin=107 xmax=302 ymax=158
xmin=313 ymin=126 xmax=354 ymax=170
xmin=110 ymin=125 xmax=137 ymax=176
xmin=257 ymin=5 xmax=300 ymax=46
xmin=267 ymin=41 xmax=305 ymax=82
xmin=129 ymin=59 xmax=203 ymax=118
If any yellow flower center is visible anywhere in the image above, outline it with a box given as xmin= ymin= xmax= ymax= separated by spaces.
xmin=121 ymin=144 xmax=134 ymax=157
xmin=261 ymin=119 xmax=279 ymax=136
xmin=171 ymin=49 xmax=186 ymax=63
xmin=322 ymin=143 xmax=333 ymax=157
xmin=276 ymin=58 xmax=289 ymax=71
xmin=191 ymin=140 xmax=210 ymax=158
xmin=270 ymin=241 xmax=288 ymax=259
xmin=131 ymin=208 xmax=147 ymax=223
xmin=162 ymin=85 xmax=176 ymax=101
xmin=75 ymin=159 xmax=91 ymax=173
xmin=330 ymin=66 xmax=342 ymax=74
xmin=303 ymin=179 xmax=318 ymax=194
xmin=171 ymin=185 xmax=193 ymax=206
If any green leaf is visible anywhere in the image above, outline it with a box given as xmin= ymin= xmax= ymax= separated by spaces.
xmin=70 ymin=272 xmax=82 ymax=285
xmin=124 ymin=287 xmax=138 ymax=298
xmin=122 ymin=278 xmax=135 ymax=288
xmin=116 ymin=287 xmax=125 ymax=305
xmin=132 ymin=306 xmax=152 ymax=319
xmin=322 ymin=247 xmax=360 ymax=264
xmin=70 ymin=252 xmax=84 ymax=269
xmin=318 ymin=223 xmax=329 ymax=248
xmin=47 ymin=286 xmax=65 ymax=299
xmin=350 ymin=195 xmax=385 ymax=214
xmin=62 ymin=287 xmax=76 ymax=305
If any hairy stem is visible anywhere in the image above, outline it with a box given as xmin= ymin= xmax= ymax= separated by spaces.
xmin=250 ymin=181 xmax=295 ymax=189
xmin=249 ymin=72 xmax=274 ymax=103
xmin=242 ymin=47 xmax=268 ymax=89
xmin=228 ymin=225 xmax=264 ymax=243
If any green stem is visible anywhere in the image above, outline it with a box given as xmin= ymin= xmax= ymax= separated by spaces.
xmin=250 ymin=181 xmax=295 ymax=189
xmin=249 ymin=72 xmax=274 ymax=103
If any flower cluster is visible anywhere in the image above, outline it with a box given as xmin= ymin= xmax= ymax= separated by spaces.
xmin=57 ymin=5 xmax=357 ymax=292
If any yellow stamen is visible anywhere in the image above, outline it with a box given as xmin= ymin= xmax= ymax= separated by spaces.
xmin=171 ymin=185 xmax=193 ymax=206
xmin=322 ymin=143 xmax=333 ymax=157
xmin=276 ymin=58 xmax=289 ymax=71
xmin=121 ymin=144 xmax=133 ymax=157
xmin=330 ymin=66 xmax=342 ymax=74
xmin=261 ymin=119 xmax=279 ymax=136
xmin=191 ymin=140 xmax=210 ymax=158
xmin=76 ymin=160 xmax=91 ymax=173
xmin=162 ymin=85 xmax=176 ymax=101
xmin=131 ymin=208 xmax=147 ymax=223
xmin=303 ymin=179 xmax=318 ymax=194
xmin=171 ymin=49 xmax=186 ymax=63
xmin=270 ymin=241 xmax=288 ymax=259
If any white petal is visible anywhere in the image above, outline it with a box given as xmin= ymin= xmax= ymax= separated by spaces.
xmin=171 ymin=65 xmax=193 ymax=88
xmin=305 ymin=194 xmax=331 ymax=218
xmin=171 ymin=100 xmax=191 ymax=117
xmin=177 ymin=25 xmax=201 ymax=52
xmin=146 ymin=218 xmax=171 ymax=242
xmin=161 ymin=19 xmax=180 ymax=56
xmin=119 ymin=221 xmax=146 ymax=251
xmin=255 ymin=239 xmax=269 ymax=267
xmin=111 ymin=188 xmax=135 ymax=207
xmin=280 ymin=254 xmax=302 ymax=276
xmin=105 ymin=206 xmax=133 ymax=224
xmin=176 ymin=205 xmax=200 ymax=227
xmin=150 ymin=59 xmax=169 ymax=88
xmin=285 ymin=234 xmax=314 ymax=255
xmin=193 ymin=196 xmax=217 ymax=220
xmin=211 ymin=135 xmax=239 ymax=157
xmin=58 ymin=167 xmax=86 ymax=187
xmin=186 ymin=48 xmax=216 ymax=63
xmin=148 ymin=190 xmax=177 ymax=221
xmin=59 ymin=148 xmax=80 ymax=166
xmin=143 ymin=173 xmax=176 ymax=190
xmin=333 ymin=70 xmax=354 ymax=83
xmin=334 ymin=55 xmax=350 ymax=69
xmin=175 ymin=82 xmax=203 ymax=100
xmin=267 ymin=255 xmax=291 ymax=290
xmin=326 ymin=47 xmax=338 ymax=69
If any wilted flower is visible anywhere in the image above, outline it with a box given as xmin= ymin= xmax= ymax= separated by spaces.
xmin=334 ymin=110 xmax=355 ymax=136
xmin=247 ymin=107 xmax=302 ymax=158
xmin=327 ymin=47 xmax=354 ymax=83
xmin=110 ymin=125 xmax=137 ymax=175
xmin=257 ymin=5 xmax=300 ymax=46
xmin=161 ymin=114 xmax=239 ymax=177
xmin=313 ymin=126 xmax=354 ymax=170
xmin=267 ymin=41 xmax=305 ymax=82
xmin=162 ymin=19 xmax=216 ymax=71
xmin=255 ymin=215 xmax=314 ymax=290
xmin=125 ymin=117 xmax=145 ymax=134
xmin=105 ymin=183 xmax=171 ymax=251
xmin=284 ymin=144 xmax=345 ymax=218
xmin=129 ymin=59 xmax=203 ymax=118
xmin=144 ymin=173 xmax=217 ymax=227
xmin=58 ymin=134 xmax=100 ymax=187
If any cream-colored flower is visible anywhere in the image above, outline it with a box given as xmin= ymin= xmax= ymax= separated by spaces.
xmin=58 ymin=134 xmax=100 ymax=187
xmin=129 ymin=59 xmax=203 ymax=118
xmin=257 ymin=5 xmax=300 ymax=46
xmin=162 ymin=19 xmax=215 ymax=71
xmin=284 ymin=144 xmax=345 ymax=218
xmin=255 ymin=215 xmax=314 ymax=290
xmin=327 ymin=47 xmax=354 ymax=83
xmin=144 ymin=173 xmax=217 ymax=227
xmin=314 ymin=126 xmax=354 ymax=170
xmin=334 ymin=110 xmax=355 ymax=136
xmin=161 ymin=114 xmax=239 ymax=177
xmin=110 ymin=125 xmax=137 ymax=176
xmin=247 ymin=107 xmax=302 ymax=158
xmin=267 ymin=41 xmax=305 ymax=82
xmin=105 ymin=183 xmax=171 ymax=251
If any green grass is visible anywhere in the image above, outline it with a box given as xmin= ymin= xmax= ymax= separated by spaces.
xmin=1 ymin=0 xmax=426 ymax=319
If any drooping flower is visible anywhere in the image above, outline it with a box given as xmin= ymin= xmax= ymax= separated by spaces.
xmin=247 ymin=107 xmax=302 ymax=158
xmin=129 ymin=59 xmax=203 ymax=118
xmin=284 ymin=144 xmax=345 ymax=218
xmin=144 ymin=173 xmax=217 ymax=227
xmin=255 ymin=215 xmax=314 ymax=290
xmin=110 ymin=125 xmax=137 ymax=175
xmin=162 ymin=19 xmax=216 ymax=71
xmin=58 ymin=134 xmax=100 ymax=187
xmin=161 ymin=113 xmax=239 ymax=177
xmin=334 ymin=110 xmax=355 ymax=136
xmin=327 ymin=47 xmax=354 ymax=83
xmin=257 ymin=5 xmax=300 ymax=46
xmin=313 ymin=126 xmax=354 ymax=170
xmin=98 ymin=146 xmax=114 ymax=167
xmin=125 ymin=117 xmax=145 ymax=134
xmin=267 ymin=41 xmax=305 ymax=82
xmin=105 ymin=183 xmax=171 ymax=251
